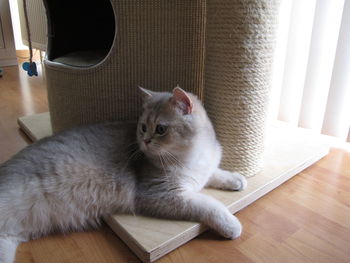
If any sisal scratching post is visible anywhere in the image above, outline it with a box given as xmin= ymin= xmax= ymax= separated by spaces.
xmin=204 ymin=0 xmax=280 ymax=177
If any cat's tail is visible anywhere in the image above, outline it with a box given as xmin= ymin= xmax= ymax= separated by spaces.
xmin=0 ymin=236 xmax=20 ymax=263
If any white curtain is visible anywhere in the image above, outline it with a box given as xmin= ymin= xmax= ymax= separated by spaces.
xmin=269 ymin=0 xmax=350 ymax=142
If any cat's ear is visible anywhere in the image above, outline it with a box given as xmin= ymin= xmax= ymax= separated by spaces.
xmin=171 ymin=86 xmax=193 ymax=115
xmin=138 ymin=86 xmax=154 ymax=99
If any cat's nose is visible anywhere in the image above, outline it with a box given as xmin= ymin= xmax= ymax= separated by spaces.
xmin=144 ymin=139 xmax=151 ymax=145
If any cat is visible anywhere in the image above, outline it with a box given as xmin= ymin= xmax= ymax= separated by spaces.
xmin=0 ymin=86 xmax=247 ymax=263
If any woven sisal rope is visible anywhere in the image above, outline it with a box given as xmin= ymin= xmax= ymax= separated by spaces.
xmin=204 ymin=0 xmax=279 ymax=177
xmin=45 ymin=0 xmax=279 ymax=177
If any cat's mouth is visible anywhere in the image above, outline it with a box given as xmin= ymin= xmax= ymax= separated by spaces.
xmin=140 ymin=141 xmax=155 ymax=153
xmin=139 ymin=141 xmax=163 ymax=158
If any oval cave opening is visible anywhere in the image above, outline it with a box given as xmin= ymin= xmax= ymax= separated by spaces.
xmin=44 ymin=0 xmax=115 ymax=68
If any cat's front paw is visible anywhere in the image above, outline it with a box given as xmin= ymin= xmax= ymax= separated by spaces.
xmin=207 ymin=169 xmax=248 ymax=191
xmin=211 ymin=211 xmax=242 ymax=239
xmin=228 ymin=172 xmax=247 ymax=191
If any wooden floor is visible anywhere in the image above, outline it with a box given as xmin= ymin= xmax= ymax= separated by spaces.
xmin=1 ymin=65 xmax=350 ymax=263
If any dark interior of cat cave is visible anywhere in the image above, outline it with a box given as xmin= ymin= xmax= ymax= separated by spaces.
xmin=43 ymin=0 xmax=115 ymax=67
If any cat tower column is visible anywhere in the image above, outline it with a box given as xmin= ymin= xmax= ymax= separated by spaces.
xmin=204 ymin=0 xmax=279 ymax=177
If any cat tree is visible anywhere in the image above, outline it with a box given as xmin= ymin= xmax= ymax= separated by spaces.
xmin=43 ymin=0 xmax=276 ymax=177
xmin=17 ymin=0 xmax=329 ymax=262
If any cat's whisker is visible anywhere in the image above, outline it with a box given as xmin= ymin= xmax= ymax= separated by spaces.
xmin=158 ymin=153 xmax=168 ymax=179
xmin=161 ymin=154 xmax=176 ymax=170
xmin=162 ymin=150 xmax=185 ymax=170
xmin=122 ymin=149 xmax=142 ymax=173
xmin=126 ymin=141 xmax=139 ymax=149
xmin=157 ymin=149 xmax=174 ymax=167
xmin=165 ymin=155 xmax=176 ymax=168
xmin=159 ymin=152 xmax=199 ymax=190
xmin=164 ymin=151 xmax=200 ymax=186
xmin=169 ymin=154 xmax=184 ymax=169
xmin=124 ymin=142 xmax=140 ymax=155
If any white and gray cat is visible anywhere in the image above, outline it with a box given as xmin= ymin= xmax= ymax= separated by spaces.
xmin=0 ymin=87 xmax=247 ymax=263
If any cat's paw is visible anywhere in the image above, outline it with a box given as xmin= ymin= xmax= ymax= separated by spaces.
xmin=228 ymin=172 xmax=247 ymax=191
xmin=211 ymin=212 xmax=242 ymax=239
xmin=207 ymin=169 xmax=248 ymax=191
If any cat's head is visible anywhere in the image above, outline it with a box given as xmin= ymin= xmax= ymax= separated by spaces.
xmin=137 ymin=86 xmax=205 ymax=160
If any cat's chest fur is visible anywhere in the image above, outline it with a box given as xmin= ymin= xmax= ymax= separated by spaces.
xmin=180 ymin=139 xmax=222 ymax=191
xmin=136 ymin=137 xmax=221 ymax=194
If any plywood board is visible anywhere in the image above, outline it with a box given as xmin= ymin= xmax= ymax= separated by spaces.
xmin=18 ymin=112 xmax=52 ymax=141
xmin=18 ymin=114 xmax=330 ymax=263
xmin=105 ymin=124 xmax=329 ymax=262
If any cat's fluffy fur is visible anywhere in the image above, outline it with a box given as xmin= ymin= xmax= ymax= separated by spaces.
xmin=0 ymin=87 xmax=247 ymax=263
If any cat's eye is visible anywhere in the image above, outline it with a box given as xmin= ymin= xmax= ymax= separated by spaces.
xmin=155 ymin=124 xmax=167 ymax=135
xmin=141 ymin=124 xmax=147 ymax=133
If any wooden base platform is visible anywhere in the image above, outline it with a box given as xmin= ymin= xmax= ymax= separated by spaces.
xmin=18 ymin=113 xmax=329 ymax=263
xmin=17 ymin=112 xmax=52 ymax=141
